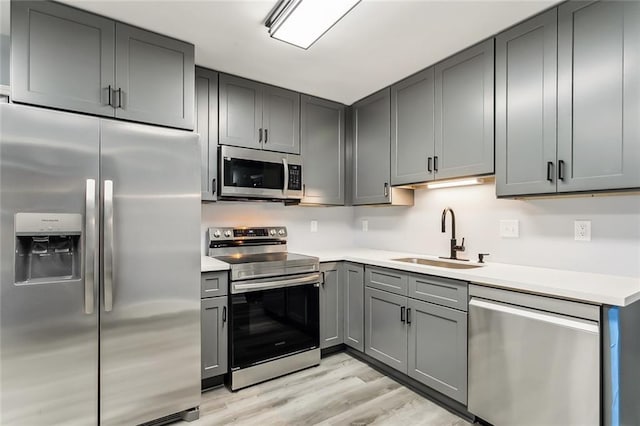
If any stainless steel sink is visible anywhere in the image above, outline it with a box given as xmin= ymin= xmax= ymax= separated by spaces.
xmin=392 ymin=257 xmax=483 ymax=269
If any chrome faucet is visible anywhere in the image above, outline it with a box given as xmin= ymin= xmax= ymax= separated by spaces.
xmin=441 ymin=207 xmax=467 ymax=261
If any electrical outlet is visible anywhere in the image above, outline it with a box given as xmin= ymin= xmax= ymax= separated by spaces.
xmin=574 ymin=220 xmax=591 ymax=241
xmin=499 ymin=220 xmax=519 ymax=238
xmin=310 ymin=220 xmax=318 ymax=233
xmin=362 ymin=219 xmax=368 ymax=232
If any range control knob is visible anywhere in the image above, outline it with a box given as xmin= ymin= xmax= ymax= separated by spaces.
xmin=224 ymin=230 xmax=232 ymax=238
xmin=212 ymin=230 xmax=221 ymax=238
xmin=269 ymin=229 xmax=277 ymax=236
xmin=278 ymin=228 xmax=286 ymax=236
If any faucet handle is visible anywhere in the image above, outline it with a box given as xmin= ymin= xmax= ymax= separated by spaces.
xmin=456 ymin=238 xmax=465 ymax=251
xmin=478 ymin=253 xmax=490 ymax=263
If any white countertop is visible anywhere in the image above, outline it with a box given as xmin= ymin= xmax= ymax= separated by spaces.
xmin=201 ymin=249 xmax=640 ymax=307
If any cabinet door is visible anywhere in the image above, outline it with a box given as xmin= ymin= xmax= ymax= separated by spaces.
xmin=364 ymin=287 xmax=408 ymax=374
xmin=301 ymin=95 xmax=345 ymax=205
xmin=201 ymin=297 xmax=228 ymax=379
xmin=496 ymin=9 xmax=558 ymax=197
xmin=11 ymin=1 xmax=115 ymax=116
xmin=407 ymin=298 xmax=467 ymax=404
xmin=557 ymin=1 xmax=640 ymax=192
xmin=352 ymin=88 xmax=392 ymax=205
xmin=195 ymin=67 xmax=218 ymax=201
xmin=320 ymin=263 xmax=344 ymax=349
xmin=219 ymin=74 xmax=263 ymax=150
xmin=434 ymin=39 xmax=494 ymax=180
xmin=343 ymin=263 xmax=364 ymax=351
xmin=391 ymin=68 xmax=435 ymax=185
xmin=263 ymin=86 xmax=300 ymax=154
xmin=115 ymin=23 xmax=194 ymax=130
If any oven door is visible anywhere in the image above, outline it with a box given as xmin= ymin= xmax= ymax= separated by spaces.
xmin=230 ymin=275 xmax=320 ymax=370
xmin=219 ymin=145 xmax=302 ymax=200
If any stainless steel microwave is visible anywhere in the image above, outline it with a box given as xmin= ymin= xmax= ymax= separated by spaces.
xmin=218 ymin=145 xmax=303 ymax=201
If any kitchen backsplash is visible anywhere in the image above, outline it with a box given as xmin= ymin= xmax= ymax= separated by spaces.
xmin=202 ymin=184 xmax=640 ymax=278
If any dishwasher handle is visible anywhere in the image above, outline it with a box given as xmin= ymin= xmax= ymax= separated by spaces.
xmin=469 ymin=298 xmax=599 ymax=334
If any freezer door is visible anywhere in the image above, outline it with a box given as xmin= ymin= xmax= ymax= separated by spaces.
xmin=0 ymin=104 xmax=100 ymax=425
xmin=99 ymin=120 xmax=201 ymax=425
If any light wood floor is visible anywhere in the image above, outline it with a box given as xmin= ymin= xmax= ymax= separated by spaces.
xmin=187 ymin=352 xmax=471 ymax=426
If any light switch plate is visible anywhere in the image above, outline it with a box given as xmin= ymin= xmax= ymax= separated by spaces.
xmin=310 ymin=220 xmax=318 ymax=233
xmin=500 ymin=220 xmax=519 ymax=238
xmin=574 ymin=220 xmax=591 ymax=241
xmin=362 ymin=220 xmax=368 ymax=232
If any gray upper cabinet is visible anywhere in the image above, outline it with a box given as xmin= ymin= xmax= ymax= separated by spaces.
xmin=434 ymin=39 xmax=494 ymax=180
xmin=11 ymin=1 xmax=115 ymax=116
xmin=201 ymin=296 xmax=228 ymax=379
xmin=301 ymin=95 xmax=345 ymax=205
xmin=320 ymin=263 xmax=344 ymax=349
xmin=114 ymin=24 xmax=194 ymax=129
xmin=219 ymin=74 xmax=300 ymax=154
xmin=10 ymin=0 xmax=195 ymax=130
xmin=343 ymin=263 xmax=364 ymax=352
xmin=391 ymin=68 xmax=435 ymax=185
xmin=365 ymin=287 xmax=408 ymax=373
xmin=496 ymin=9 xmax=558 ymax=197
xmin=195 ymin=67 xmax=219 ymax=201
xmin=219 ymin=74 xmax=263 ymax=150
xmin=407 ymin=298 xmax=467 ymax=404
xmin=262 ymin=86 xmax=300 ymax=154
xmin=557 ymin=0 xmax=640 ymax=192
xmin=353 ymin=88 xmax=400 ymax=205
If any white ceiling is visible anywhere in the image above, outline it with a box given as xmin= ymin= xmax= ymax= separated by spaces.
xmin=17 ymin=0 xmax=558 ymax=104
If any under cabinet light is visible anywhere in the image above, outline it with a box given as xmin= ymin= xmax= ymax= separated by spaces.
xmin=426 ymin=178 xmax=484 ymax=190
xmin=266 ymin=0 xmax=361 ymax=49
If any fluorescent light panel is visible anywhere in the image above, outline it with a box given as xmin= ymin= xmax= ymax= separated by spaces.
xmin=426 ymin=178 xmax=484 ymax=189
xmin=269 ymin=0 xmax=361 ymax=49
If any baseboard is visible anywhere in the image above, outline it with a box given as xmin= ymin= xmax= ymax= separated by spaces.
xmin=321 ymin=344 xmax=346 ymax=358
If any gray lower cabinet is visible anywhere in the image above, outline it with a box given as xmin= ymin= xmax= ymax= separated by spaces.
xmin=557 ymin=0 xmax=640 ymax=192
xmin=114 ymin=23 xmax=194 ymax=129
xmin=495 ymin=8 xmax=558 ymax=197
xmin=434 ymin=39 xmax=494 ymax=180
xmin=342 ymin=263 xmax=364 ymax=351
xmin=391 ymin=68 xmax=435 ymax=185
xmin=219 ymin=74 xmax=300 ymax=154
xmin=301 ymin=95 xmax=345 ymax=205
xmin=10 ymin=0 xmax=195 ymax=130
xmin=364 ymin=287 xmax=408 ymax=374
xmin=195 ymin=67 xmax=219 ymax=201
xmin=320 ymin=263 xmax=344 ymax=349
xmin=201 ymin=296 xmax=228 ymax=379
xmin=407 ymin=298 xmax=467 ymax=404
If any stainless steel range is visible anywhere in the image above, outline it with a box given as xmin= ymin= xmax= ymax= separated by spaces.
xmin=208 ymin=226 xmax=321 ymax=391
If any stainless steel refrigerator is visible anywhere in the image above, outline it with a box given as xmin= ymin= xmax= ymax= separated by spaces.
xmin=0 ymin=103 xmax=202 ymax=425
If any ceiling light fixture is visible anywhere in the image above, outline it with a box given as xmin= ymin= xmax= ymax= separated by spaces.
xmin=426 ymin=178 xmax=485 ymax=190
xmin=266 ymin=0 xmax=361 ymax=49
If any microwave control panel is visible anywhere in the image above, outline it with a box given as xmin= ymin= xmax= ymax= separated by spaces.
xmin=287 ymin=164 xmax=302 ymax=191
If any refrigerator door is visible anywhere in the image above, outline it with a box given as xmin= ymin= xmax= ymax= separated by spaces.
xmin=0 ymin=104 xmax=100 ymax=425
xmin=99 ymin=120 xmax=201 ymax=425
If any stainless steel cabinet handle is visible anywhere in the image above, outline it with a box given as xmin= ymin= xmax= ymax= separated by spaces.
xmin=434 ymin=156 xmax=439 ymax=172
xmin=259 ymin=128 xmax=263 ymax=143
xmin=400 ymin=306 xmax=406 ymax=323
xmin=265 ymin=129 xmax=268 ymax=143
xmin=406 ymin=308 xmax=412 ymax=324
xmin=546 ymin=161 xmax=554 ymax=182
xmin=558 ymin=160 xmax=565 ymax=181
xmin=384 ymin=182 xmax=389 ymax=197
xmin=427 ymin=157 xmax=433 ymax=173
xmin=104 ymin=180 xmax=114 ymax=312
xmin=222 ymin=306 xmax=227 ymax=323
xmin=84 ymin=179 xmax=97 ymax=314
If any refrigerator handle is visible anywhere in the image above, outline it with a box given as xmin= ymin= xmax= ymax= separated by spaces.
xmin=84 ymin=179 xmax=97 ymax=314
xmin=104 ymin=180 xmax=114 ymax=312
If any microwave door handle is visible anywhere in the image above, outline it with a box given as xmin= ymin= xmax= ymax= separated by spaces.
xmin=282 ymin=158 xmax=289 ymax=197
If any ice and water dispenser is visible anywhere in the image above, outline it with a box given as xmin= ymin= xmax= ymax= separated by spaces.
xmin=14 ymin=213 xmax=82 ymax=284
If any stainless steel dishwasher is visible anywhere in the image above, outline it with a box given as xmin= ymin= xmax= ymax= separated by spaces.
xmin=468 ymin=285 xmax=600 ymax=426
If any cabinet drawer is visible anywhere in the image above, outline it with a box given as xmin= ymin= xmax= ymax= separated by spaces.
xmin=201 ymin=271 xmax=228 ymax=298
xmin=408 ymin=274 xmax=468 ymax=311
xmin=365 ymin=266 xmax=408 ymax=296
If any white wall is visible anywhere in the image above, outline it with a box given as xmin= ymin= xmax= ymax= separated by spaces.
xmin=353 ymin=182 xmax=640 ymax=277
xmin=201 ymin=202 xmax=354 ymax=254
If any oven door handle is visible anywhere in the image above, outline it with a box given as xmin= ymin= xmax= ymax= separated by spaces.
xmin=233 ymin=273 xmax=321 ymax=293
